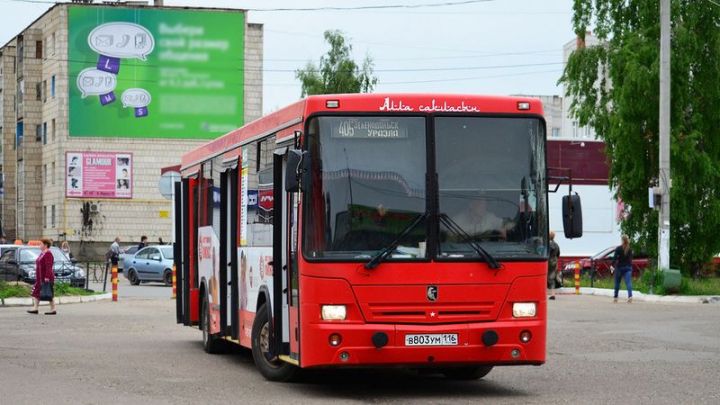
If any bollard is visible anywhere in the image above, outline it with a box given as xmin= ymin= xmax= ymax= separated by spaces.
xmin=112 ymin=263 xmax=118 ymax=302
xmin=574 ymin=263 xmax=581 ymax=295
xmin=172 ymin=263 xmax=177 ymax=299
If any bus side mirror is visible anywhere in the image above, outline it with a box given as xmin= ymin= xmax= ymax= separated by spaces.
xmin=285 ymin=149 xmax=307 ymax=193
xmin=562 ymin=193 xmax=583 ymax=239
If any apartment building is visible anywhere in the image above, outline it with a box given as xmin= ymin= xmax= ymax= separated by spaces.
xmin=0 ymin=1 xmax=263 ymax=257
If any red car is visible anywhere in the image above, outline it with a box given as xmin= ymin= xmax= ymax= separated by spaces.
xmin=561 ymin=246 xmax=649 ymax=284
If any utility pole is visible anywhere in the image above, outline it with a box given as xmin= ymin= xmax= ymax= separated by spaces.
xmin=658 ymin=0 xmax=671 ymax=270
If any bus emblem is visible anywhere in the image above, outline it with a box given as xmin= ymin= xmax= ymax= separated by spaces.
xmin=427 ymin=286 xmax=438 ymax=302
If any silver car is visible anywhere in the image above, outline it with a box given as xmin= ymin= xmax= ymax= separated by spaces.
xmin=124 ymin=245 xmax=174 ymax=286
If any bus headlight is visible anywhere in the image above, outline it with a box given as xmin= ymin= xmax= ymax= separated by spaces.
xmin=321 ymin=305 xmax=347 ymax=320
xmin=512 ymin=302 xmax=536 ymax=318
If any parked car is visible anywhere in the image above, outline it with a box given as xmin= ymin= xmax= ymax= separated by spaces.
xmin=561 ymin=246 xmax=649 ymax=284
xmin=124 ymin=245 xmax=174 ymax=286
xmin=0 ymin=246 xmax=86 ymax=287
xmin=118 ymin=245 xmax=139 ymax=272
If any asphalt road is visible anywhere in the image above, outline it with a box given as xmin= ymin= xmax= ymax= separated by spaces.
xmin=1 ymin=295 xmax=719 ymax=404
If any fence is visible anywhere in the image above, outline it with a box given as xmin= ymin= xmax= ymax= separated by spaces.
xmin=82 ymin=261 xmax=111 ymax=292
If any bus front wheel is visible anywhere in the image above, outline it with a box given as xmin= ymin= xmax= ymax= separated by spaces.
xmin=251 ymin=303 xmax=297 ymax=382
xmin=442 ymin=366 xmax=493 ymax=380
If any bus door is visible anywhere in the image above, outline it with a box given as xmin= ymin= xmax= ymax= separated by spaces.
xmin=272 ymin=149 xmax=299 ymax=363
xmin=227 ymin=166 xmax=240 ymax=340
xmin=178 ymin=177 xmax=200 ymax=326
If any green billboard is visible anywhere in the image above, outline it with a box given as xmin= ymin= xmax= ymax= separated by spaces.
xmin=68 ymin=6 xmax=245 ymax=139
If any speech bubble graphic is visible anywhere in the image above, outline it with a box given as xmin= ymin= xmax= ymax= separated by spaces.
xmin=88 ymin=22 xmax=155 ymax=60
xmin=121 ymin=88 xmax=152 ymax=108
xmin=76 ymin=68 xmax=117 ymax=98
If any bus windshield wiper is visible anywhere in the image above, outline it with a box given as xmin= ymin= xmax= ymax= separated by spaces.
xmin=365 ymin=212 xmax=427 ymax=270
xmin=439 ymin=213 xmax=501 ymax=269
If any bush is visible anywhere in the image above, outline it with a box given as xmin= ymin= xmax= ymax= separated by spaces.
xmin=640 ymin=268 xmax=665 ymax=295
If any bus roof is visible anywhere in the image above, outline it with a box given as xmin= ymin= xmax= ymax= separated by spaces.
xmin=180 ymin=93 xmax=545 ymax=173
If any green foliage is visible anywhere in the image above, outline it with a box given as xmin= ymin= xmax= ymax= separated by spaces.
xmin=296 ymin=30 xmax=377 ymax=96
xmin=560 ymin=1 xmax=720 ymax=276
xmin=53 ymin=283 xmax=95 ymax=296
xmin=0 ymin=280 xmax=31 ymax=299
xmin=562 ymin=270 xmax=720 ymax=295
xmin=0 ymin=280 xmax=96 ymax=298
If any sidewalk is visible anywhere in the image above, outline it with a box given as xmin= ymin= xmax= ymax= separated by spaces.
xmin=0 ymin=293 xmax=112 ymax=307
xmin=558 ymin=287 xmax=720 ymax=304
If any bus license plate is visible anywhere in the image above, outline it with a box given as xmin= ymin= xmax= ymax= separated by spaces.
xmin=405 ymin=333 xmax=458 ymax=346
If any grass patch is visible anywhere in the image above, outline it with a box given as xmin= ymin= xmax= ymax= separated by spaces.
xmin=563 ymin=271 xmax=720 ymax=296
xmin=680 ymin=277 xmax=720 ymax=296
xmin=53 ymin=283 xmax=96 ymax=296
xmin=0 ymin=280 xmax=98 ymax=299
xmin=0 ymin=280 xmax=31 ymax=299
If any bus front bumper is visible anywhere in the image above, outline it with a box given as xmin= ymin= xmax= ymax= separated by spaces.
xmin=299 ymin=320 xmax=545 ymax=368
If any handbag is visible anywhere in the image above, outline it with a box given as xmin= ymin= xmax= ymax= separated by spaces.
xmin=39 ymin=282 xmax=54 ymax=301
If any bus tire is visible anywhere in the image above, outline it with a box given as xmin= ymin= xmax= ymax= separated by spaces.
xmin=201 ymin=293 xmax=224 ymax=354
xmin=251 ymin=303 xmax=297 ymax=382
xmin=442 ymin=366 xmax=493 ymax=380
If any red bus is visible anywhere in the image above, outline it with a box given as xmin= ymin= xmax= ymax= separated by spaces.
xmin=174 ymin=93 xmax=582 ymax=381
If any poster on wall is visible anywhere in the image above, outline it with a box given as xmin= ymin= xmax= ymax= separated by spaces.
xmin=68 ymin=6 xmax=245 ymax=139
xmin=66 ymin=152 xmax=133 ymax=199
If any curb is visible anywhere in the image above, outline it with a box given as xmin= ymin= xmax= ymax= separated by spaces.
xmin=0 ymin=293 xmax=112 ymax=307
xmin=557 ymin=287 xmax=720 ymax=304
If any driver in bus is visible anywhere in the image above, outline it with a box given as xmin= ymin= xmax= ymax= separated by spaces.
xmin=454 ymin=197 xmax=511 ymax=240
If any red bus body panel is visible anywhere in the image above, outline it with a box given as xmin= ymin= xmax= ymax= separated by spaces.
xmin=297 ymin=259 xmax=546 ymax=368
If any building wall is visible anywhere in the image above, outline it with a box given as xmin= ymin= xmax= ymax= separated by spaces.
xmin=0 ymin=46 xmax=18 ymax=239
xmin=0 ymin=4 xmax=263 ymax=259
xmin=561 ymin=33 xmax=601 ymax=140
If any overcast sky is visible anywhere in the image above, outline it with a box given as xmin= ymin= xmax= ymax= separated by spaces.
xmin=0 ymin=0 xmax=576 ymax=114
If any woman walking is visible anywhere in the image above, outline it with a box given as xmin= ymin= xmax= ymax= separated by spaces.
xmin=612 ymin=234 xmax=634 ymax=303
xmin=27 ymin=238 xmax=56 ymax=315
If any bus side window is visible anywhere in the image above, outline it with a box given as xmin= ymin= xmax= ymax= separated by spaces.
xmin=245 ymin=136 xmax=276 ymax=247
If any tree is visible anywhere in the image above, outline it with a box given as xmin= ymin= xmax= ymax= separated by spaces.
xmin=296 ymin=30 xmax=377 ymax=96
xmin=560 ymin=1 xmax=720 ymax=276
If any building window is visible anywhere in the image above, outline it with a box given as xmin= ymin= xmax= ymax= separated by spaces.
xmin=36 ymin=40 xmax=42 ymax=59
xmin=51 ymin=75 xmax=55 ymax=98
xmin=51 ymin=33 xmax=55 ymax=56
xmin=51 ymin=205 xmax=56 ymax=228
xmin=42 ymin=80 xmax=47 ymax=102
xmin=551 ymin=128 xmax=560 ymax=138
xmin=43 ymin=205 xmax=47 ymax=228
xmin=42 ymin=122 xmax=47 ymax=144
xmin=51 ymin=119 xmax=55 ymax=142
xmin=36 ymin=124 xmax=42 ymax=142
xmin=51 ymin=162 xmax=55 ymax=185
xmin=36 ymin=82 xmax=41 ymax=101
xmin=15 ymin=121 xmax=23 ymax=149
xmin=43 ymin=164 xmax=47 ymax=184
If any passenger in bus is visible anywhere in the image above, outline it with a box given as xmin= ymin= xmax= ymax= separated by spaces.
xmin=454 ymin=198 xmax=510 ymax=240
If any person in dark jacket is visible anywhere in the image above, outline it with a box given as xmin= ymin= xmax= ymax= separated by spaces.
xmin=138 ymin=235 xmax=148 ymax=250
xmin=28 ymin=238 xmax=56 ymax=315
xmin=612 ymin=234 xmax=634 ymax=303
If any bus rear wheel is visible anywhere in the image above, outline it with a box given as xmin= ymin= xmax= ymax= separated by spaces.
xmin=251 ymin=303 xmax=297 ymax=382
xmin=201 ymin=294 xmax=224 ymax=354
xmin=442 ymin=366 xmax=493 ymax=380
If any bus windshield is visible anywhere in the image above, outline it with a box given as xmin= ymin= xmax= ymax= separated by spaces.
xmin=304 ymin=116 xmax=427 ymax=260
xmin=435 ymin=116 xmax=547 ymax=259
